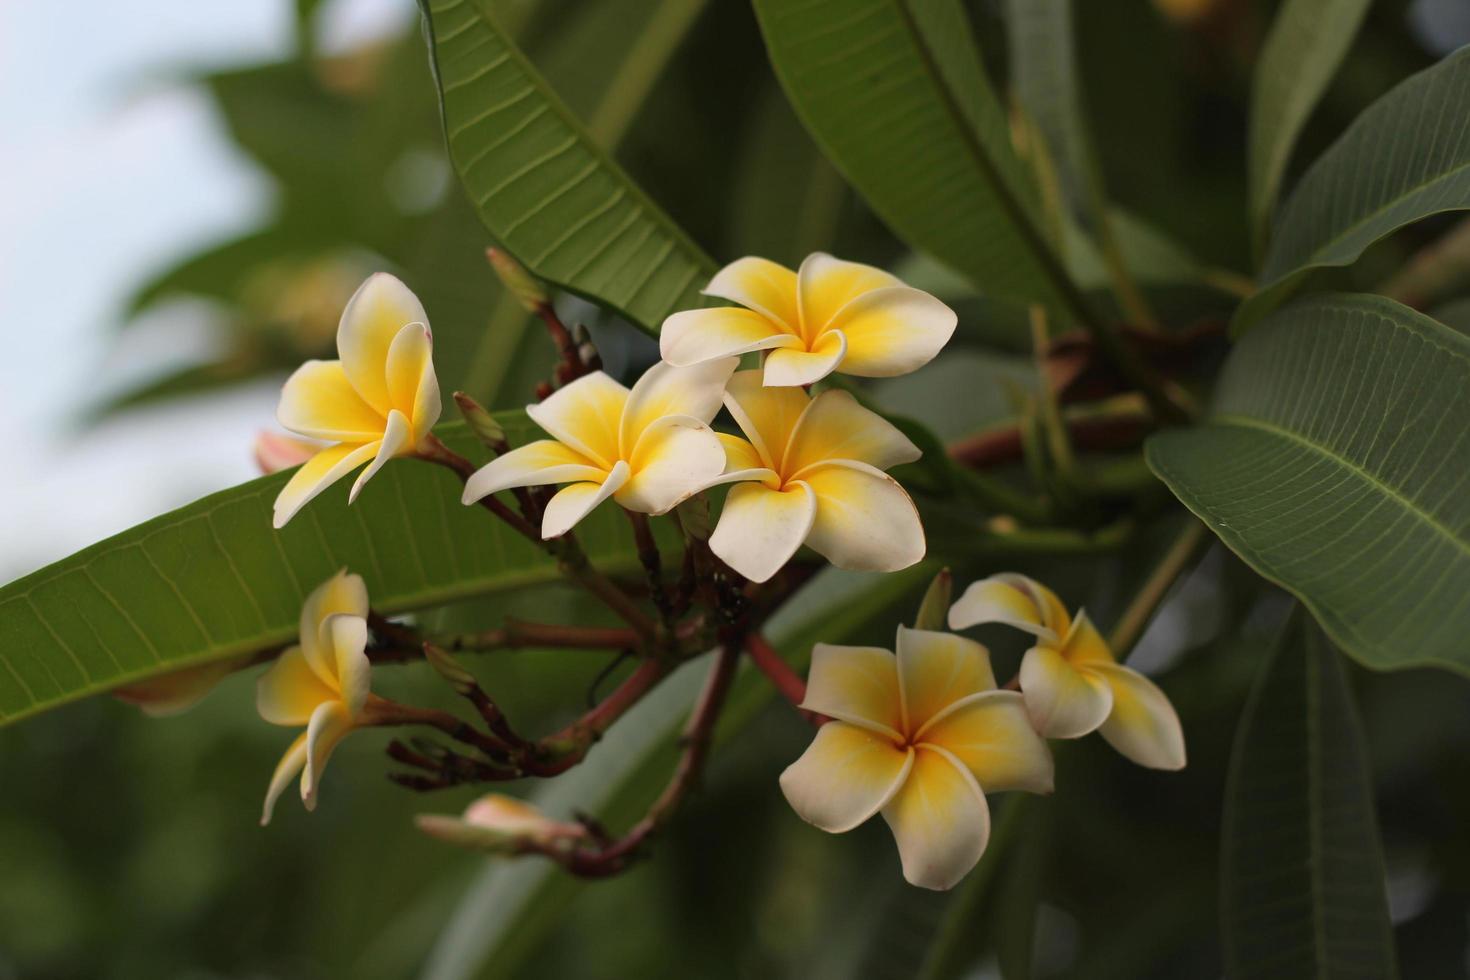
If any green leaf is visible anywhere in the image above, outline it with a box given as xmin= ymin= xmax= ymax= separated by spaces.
xmin=0 ymin=419 xmax=647 ymax=727
xmin=1147 ymin=293 xmax=1470 ymax=674
xmin=1237 ymin=47 xmax=1470 ymax=333
xmin=420 ymin=565 xmax=933 ymax=980
xmin=1220 ymin=611 xmax=1397 ymax=978
xmin=1246 ymin=0 xmax=1371 ymax=255
xmin=417 ymin=0 xmax=715 ymax=336
xmin=751 ymin=0 xmax=1089 ymax=319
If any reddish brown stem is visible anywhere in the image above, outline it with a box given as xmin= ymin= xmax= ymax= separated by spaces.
xmin=416 ymin=435 xmax=540 ymax=541
xmin=947 ymin=411 xmax=1152 ymax=470
xmin=745 ymin=633 xmax=827 ymax=727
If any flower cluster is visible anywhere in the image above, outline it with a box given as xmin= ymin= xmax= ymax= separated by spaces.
xmin=782 ymin=573 xmax=1184 ymax=890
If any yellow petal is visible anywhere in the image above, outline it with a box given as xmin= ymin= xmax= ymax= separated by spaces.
xmin=618 ymin=417 xmax=727 ymax=514
xmin=660 ymin=307 xmax=803 ymax=366
xmin=707 ymin=480 xmax=816 ymax=583
xmin=337 ymin=272 xmax=429 ymax=415
xmin=800 ymin=642 xmax=904 ymax=737
xmin=256 ymin=646 xmax=336 ymax=726
xmin=796 ymin=252 xmax=902 ymax=340
xmin=785 ymin=389 xmax=922 ymax=476
xmin=272 ymin=441 xmax=381 ymax=529
xmin=113 ymin=658 xmax=242 ymax=717
xmin=320 ymin=614 xmax=370 ymax=716
xmin=1019 ymin=645 xmax=1114 ymax=739
xmin=301 ymin=699 xmax=355 ymax=811
xmin=619 ymin=358 xmax=737 ymax=456
xmin=347 ymin=408 xmax=413 ymax=504
xmin=1059 ymin=610 xmax=1116 ymax=667
xmin=299 ymin=570 xmax=369 ymax=679
xmin=461 ymin=440 xmax=606 ymax=505
xmin=824 ymin=285 xmax=956 ymax=377
xmin=384 ymin=321 xmax=440 ymax=444
xmin=713 ymin=433 xmax=777 ymax=486
xmin=277 ymin=360 xmax=386 ymax=443
xmin=541 ymin=461 xmax=630 ymax=538
xmin=525 ymin=371 xmax=627 ymax=469
xmin=779 ymin=721 xmax=913 ymax=832
xmin=880 ymin=745 xmax=989 ymax=891
xmin=722 ymin=369 xmax=810 ymax=471
xmin=261 ymin=731 xmax=309 ymax=825
xmin=919 ymin=691 xmax=1055 ymax=794
xmin=704 ymin=255 xmax=801 ymax=331
xmin=1095 ymin=664 xmax=1186 ymax=770
xmin=803 ymin=461 xmax=925 ymax=573
xmin=947 ymin=573 xmax=1071 ymax=643
xmin=763 ymin=330 xmax=847 ymax=387
xmin=895 ymin=626 xmax=995 ymax=734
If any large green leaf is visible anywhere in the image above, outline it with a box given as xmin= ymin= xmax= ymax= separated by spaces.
xmin=1246 ymin=0 xmax=1371 ymax=255
xmin=1221 ymin=611 xmax=1397 ymax=978
xmin=417 ymin=0 xmax=715 ymax=336
xmin=1237 ymin=47 xmax=1470 ymax=333
xmin=1147 ymin=293 xmax=1470 ymax=675
xmin=0 ymin=419 xmax=646 ymax=727
xmin=420 ymin=565 xmax=933 ymax=980
xmin=751 ymin=0 xmax=1089 ymax=320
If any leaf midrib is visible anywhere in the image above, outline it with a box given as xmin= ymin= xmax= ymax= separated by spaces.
xmin=1208 ymin=412 xmax=1470 ymax=561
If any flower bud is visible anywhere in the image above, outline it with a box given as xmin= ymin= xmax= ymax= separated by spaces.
xmin=452 ymin=392 xmax=507 ymax=451
xmin=486 ymin=248 xmax=549 ymax=313
xmin=415 ymin=794 xmax=587 ymax=852
xmin=253 ymin=431 xmax=319 ymax=475
xmin=913 ymin=568 xmax=952 ymax=631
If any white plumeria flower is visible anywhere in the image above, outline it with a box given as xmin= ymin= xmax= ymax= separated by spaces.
xmin=660 ymin=252 xmax=956 ymax=387
xmin=706 ymin=370 xmax=925 ymax=583
xmin=781 ymin=627 xmax=1053 ymax=891
xmin=272 ymin=273 xmax=441 ymax=528
xmin=948 ymin=574 xmax=1186 ymax=770
xmin=256 ymin=570 xmax=373 ymax=824
xmin=461 ymin=359 xmax=738 ymax=538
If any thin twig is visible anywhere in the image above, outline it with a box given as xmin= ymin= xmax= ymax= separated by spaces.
xmin=1107 ymin=518 xmax=1211 ymax=658
xmin=745 ymin=633 xmax=827 ymax=727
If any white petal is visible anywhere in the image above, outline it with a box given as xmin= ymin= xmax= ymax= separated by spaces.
xmin=525 ymin=372 xmax=628 ymax=469
xmin=277 ymin=360 xmax=386 ymax=442
xmin=301 ymin=699 xmax=355 ymax=811
xmin=881 ymin=745 xmax=990 ymax=891
xmin=384 ymin=321 xmax=440 ymax=444
xmin=322 ymin=614 xmax=371 ymax=717
xmin=722 ymin=369 xmax=810 ymax=470
xmin=785 ymin=388 xmax=922 ymax=476
xmin=703 ymin=255 xmax=801 ymax=329
xmin=261 ymin=731 xmax=309 ymax=825
xmin=338 ymin=272 xmax=429 ymax=414
xmin=803 ymin=461 xmax=926 ymax=573
xmin=348 ymin=409 xmax=413 ymax=504
xmin=918 ymin=691 xmax=1055 ymax=794
xmin=541 ymin=461 xmax=630 ymax=538
xmin=800 ymin=642 xmax=904 ymax=737
xmin=947 ymin=573 xmax=1070 ymax=643
xmin=779 ymin=722 xmax=913 ymax=832
xmin=461 ymin=440 xmax=606 ymax=505
xmin=707 ymin=480 xmax=816 ymax=583
xmin=762 ymin=330 xmax=847 ymax=387
xmin=1019 ymin=645 xmax=1114 ymax=739
xmin=617 ymin=417 xmax=728 ymax=514
xmin=796 ymin=252 xmax=902 ymax=338
xmin=272 ymin=441 xmax=381 ymax=529
xmin=659 ymin=307 xmax=802 ymax=366
xmin=825 ymin=285 xmax=956 ymax=377
xmin=1094 ymin=664 xmax=1187 ymax=770
xmin=619 ymin=358 xmax=738 ymax=455
xmin=895 ymin=626 xmax=995 ymax=734
xmin=298 ymin=570 xmax=370 ymax=678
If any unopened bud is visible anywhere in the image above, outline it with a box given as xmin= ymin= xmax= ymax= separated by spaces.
xmin=253 ymin=431 xmax=318 ymax=474
xmin=913 ymin=568 xmax=952 ymax=631
xmin=113 ymin=656 xmax=249 ymax=717
xmin=486 ymin=248 xmax=549 ymax=313
xmin=415 ymin=793 xmax=587 ymax=853
xmin=453 ymin=392 xmax=507 ymax=450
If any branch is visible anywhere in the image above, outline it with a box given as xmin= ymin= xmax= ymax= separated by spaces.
xmin=745 ymin=633 xmax=826 ymax=727
xmin=1107 ymin=517 xmax=1211 ymax=658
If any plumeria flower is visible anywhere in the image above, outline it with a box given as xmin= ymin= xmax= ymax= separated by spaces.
xmin=781 ymin=627 xmax=1053 ymax=891
xmin=415 ymin=793 xmax=588 ymax=853
xmin=948 ymin=574 xmax=1186 ymax=770
xmin=253 ymin=431 xmax=319 ymax=475
xmin=256 ymin=570 xmax=373 ymax=824
xmin=660 ymin=253 xmax=956 ymax=387
xmin=272 ymin=273 xmax=441 ymax=528
xmin=706 ymin=370 xmax=924 ymax=583
xmin=112 ymin=657 xmax=249 ymax=717
xmin=461 ymin=359 xmax=737 ymax=538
